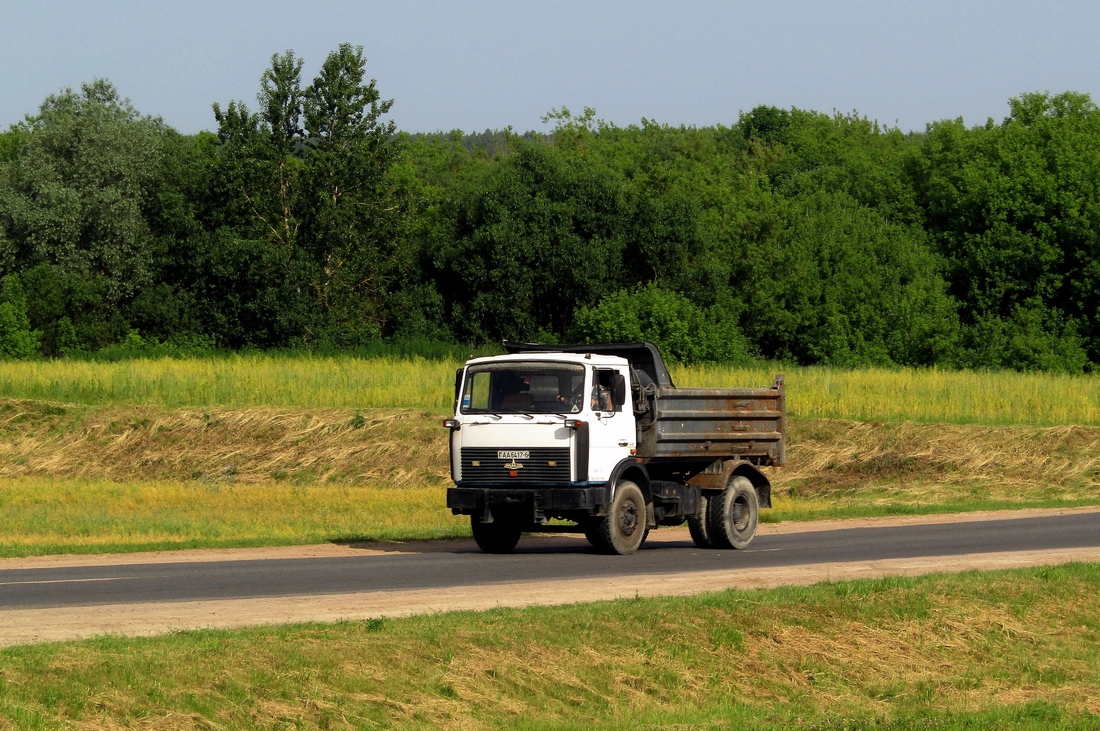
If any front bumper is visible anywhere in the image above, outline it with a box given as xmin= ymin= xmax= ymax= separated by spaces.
xmin=447 ymin=486 xmax=608 ymax=516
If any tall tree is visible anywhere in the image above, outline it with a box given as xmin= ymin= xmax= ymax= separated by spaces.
xmin=0 ymin=80 xmax=164 ymax=350
xmin=432 ymin=141 xmax=627 ymax=342
xmin=210 ymin=44 xmax=399 ymax=346
xmin=299 ymin=43 xmax=398 ymax=343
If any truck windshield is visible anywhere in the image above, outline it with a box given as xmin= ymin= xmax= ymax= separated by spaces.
xmin=460 ymin=361 xmax=586 ymax=414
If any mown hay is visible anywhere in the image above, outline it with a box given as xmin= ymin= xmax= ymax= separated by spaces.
xmin=0 ymin=400 xmax=448 ymax=487
xmin=779 ymin=419 xmax=1100 ymax=502
xmin=1 ymin=400 xmax=1099 ymax=503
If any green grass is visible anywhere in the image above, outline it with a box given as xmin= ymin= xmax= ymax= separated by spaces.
xmin=0 ymin=475 xmax=1095 ymax=559
xmin=2 ymin=358 xmax=1098 ymax=726
xmin=0 ymin=355 xmax=462 ymax=410
xmin=764 ymin=494 xmax=1100 ymax=523
xmin=1 ymin=565 xmax=1097 ymax=729
xmin=2 ymin=355 xmax=1099 ymax=425
xmin=0 ymin=478 xmax=465 ymax=557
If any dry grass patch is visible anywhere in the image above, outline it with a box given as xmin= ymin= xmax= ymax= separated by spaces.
xmin=777 ymin=419 xmax=1100 ymax=508
xmin=5 ymin=400 xmax=1100 ymax=505
xmin=0 ymin=400 xmax=449 ymax=487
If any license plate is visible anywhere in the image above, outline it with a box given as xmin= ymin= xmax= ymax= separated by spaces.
xmin=497 ymin=450 xmax=530 ymax=460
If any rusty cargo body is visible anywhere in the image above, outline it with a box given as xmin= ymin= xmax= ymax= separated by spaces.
xmin=637 ymin=377 xmax=785 ymax=509
xmin=637 ymin=379 xmax=786 ymax=467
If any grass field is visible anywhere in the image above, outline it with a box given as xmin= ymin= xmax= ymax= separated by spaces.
xmin=0 ymin=396 xmax=1098 ymax=557
xmin=1 ymin=565 xmax=1097 ymax=729
xmin=1 ymin=355 xmax=1099 ymax=425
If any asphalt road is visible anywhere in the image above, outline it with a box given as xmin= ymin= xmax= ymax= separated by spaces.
xmin=3 ymin=511 xmax=1098 ymax=612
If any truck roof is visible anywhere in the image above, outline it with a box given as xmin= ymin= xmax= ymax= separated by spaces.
xmin=501 ymin=341 xmax=675 ymax=388
xmin=466 ymin=351 xmax=626 ymax=369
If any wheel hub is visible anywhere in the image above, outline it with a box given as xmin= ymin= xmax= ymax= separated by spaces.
xmin=732 ymin=498 xmax=747 ymax=529
xmin=619 ymin=501 xmax=638 ymax=536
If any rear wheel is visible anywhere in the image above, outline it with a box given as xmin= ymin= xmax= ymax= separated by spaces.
xmin=471 ymin=512 xmax=522 ymax=553
xmin=593 ymin=481 xmax=647 ymax=555
xmin=706 ymin=475 xmax=759 ymax=550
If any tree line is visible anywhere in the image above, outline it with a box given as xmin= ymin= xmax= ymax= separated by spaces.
xmin=1 ymin=44 xmax=1098 ymax=371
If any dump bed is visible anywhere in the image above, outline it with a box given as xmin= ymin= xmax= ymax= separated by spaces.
xmin=637 ymin=376 xmax=786 ymax=468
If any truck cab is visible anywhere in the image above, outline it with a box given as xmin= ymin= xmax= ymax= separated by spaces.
xmin=445 ymin=343 xmax=785 ymax=555
xmin=449 ymin=352 xmax=635 ymax=485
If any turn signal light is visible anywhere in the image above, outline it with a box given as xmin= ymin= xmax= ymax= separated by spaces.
xmin=442 ymin=418 xmax=460 ymax=430
xmin=564 ymin=419 xmax=583 ymax=430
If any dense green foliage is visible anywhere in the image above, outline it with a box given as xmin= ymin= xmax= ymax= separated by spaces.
xmin=1 ymin=48 xmax=1099 ymax=371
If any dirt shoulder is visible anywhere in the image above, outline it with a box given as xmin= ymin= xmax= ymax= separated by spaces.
xmin=2 ymin=506 xmax=1099 ymax=647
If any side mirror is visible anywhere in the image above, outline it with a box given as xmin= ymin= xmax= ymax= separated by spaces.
xmin=611 ymin=373 xmax=627 ymax=408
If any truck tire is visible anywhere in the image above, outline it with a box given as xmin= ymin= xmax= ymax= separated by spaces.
xmin=586 ymin=520 xmax=648 ymax=549
xmin=471 ymin=512 xmax=522 ymax=553
xmin=593 ymin=481 xmax=647 ymax=555
xmin=688 ymin=492 xmax=714 ymax=548
xmin=582 ymin=520 xmax=602 ymax=548
xmin=706 ymin=475 xmax=758 ymax=550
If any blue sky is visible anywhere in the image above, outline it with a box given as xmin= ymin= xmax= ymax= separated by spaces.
xmin=2 ymin=1 xmax=1098 ymax=135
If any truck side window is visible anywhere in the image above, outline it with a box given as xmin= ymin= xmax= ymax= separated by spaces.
xmin=592 ymin=369 xmax=619 ymax=412
xmin=463 ymin=370 xmax=490 ymax=410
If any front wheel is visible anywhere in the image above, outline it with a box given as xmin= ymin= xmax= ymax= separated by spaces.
xmin=582 ymin=519 xmax=602 ymax=548
xmin=471 ymin=512 xmax=522 ymax=553
xmin=592 ymin=481 xmax=647 ymax=555
xmin=706 ymin=476 xmax=759 ymax=550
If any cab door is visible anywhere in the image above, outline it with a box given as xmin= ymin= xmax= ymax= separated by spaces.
xmin=585 ymin=366 xmax=635 ymax=482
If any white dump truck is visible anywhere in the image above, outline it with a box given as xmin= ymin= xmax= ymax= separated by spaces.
xmin=444 ymin=342 xmax=785 ymax=554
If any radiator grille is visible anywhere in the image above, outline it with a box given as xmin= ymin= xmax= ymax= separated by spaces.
xmin=460 ymin=447 xmax=571 ymax=485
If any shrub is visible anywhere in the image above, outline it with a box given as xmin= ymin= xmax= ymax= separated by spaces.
xmin=0 ymin=276 xmax=40 ymax=360
xmin=571 ymin=284 xmax=754 ymax=364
